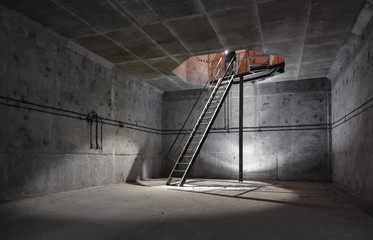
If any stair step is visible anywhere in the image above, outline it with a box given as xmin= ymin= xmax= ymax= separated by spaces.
xmin=216 ymin=89 xmax=225 ymax=93
xmin=168 ymin=177 xmax=181 ymax=181
xmin=173 ymin=170 xmax=185 ymax=172
xmin=215 ymin=91 xmax=225 ymax=96
xmin=220 ymin=81 xmax=230 ymax=85
xmin=171 ymin=173 xmax=184 ymax=177
xmin=191 ymin=137 xmax=202 ymax=142
xmin=171 ymin=173 xmax=184 ymax=178
xmin=191 ymin=136 xmax=202 ymax=140
xmin=197 ymin=126 xmax=208 ymax=131
xmin=207 ymin=109 xmax=217 ymax=114
xmin=197 ymin=124 xmax=208 ymax=129
xmin=178 ymin=162 xmax=189 ymax=165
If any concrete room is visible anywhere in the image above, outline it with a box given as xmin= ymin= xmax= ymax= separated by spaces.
xmin=0 ymin=0 xmax=372 ymax=239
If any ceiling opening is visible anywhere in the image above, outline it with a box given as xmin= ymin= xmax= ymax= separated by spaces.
xmin=173 ymin=50 xmax=285 ymax=85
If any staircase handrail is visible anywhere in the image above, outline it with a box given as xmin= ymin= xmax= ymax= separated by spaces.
xmin=165 ymin=56 xmax=237 ymax=163
xmin=165 ymin=57 xmax=223 ymax=161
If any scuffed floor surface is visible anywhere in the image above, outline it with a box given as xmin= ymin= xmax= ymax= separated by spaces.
xmin=0 ymin=179 xmax=372 ymax=240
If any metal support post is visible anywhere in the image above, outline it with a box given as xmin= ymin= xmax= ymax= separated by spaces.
xmin=239 ymin=76 xmax=243 ymax=182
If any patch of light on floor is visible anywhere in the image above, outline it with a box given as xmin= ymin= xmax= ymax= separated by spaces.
xmin=163 ymin=179 xmax=272 ymax=192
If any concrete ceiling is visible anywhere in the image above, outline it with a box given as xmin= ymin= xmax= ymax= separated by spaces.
xmin=0 ymin=0 xmax=367 ymax=91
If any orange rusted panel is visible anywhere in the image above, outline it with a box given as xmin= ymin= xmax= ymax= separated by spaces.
xmin=236 ymin=50 xmax=248 ymax=75
xmin=208 ymin=52 xmax=224 ymax=79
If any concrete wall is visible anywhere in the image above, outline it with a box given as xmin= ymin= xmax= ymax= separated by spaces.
xmin=0 ymin=7 xmax=163 ymax=201
xmin=331 ymin=16 xmax=373 ymax=203
xmin=163 ymin=78 xmax=331 ymax=181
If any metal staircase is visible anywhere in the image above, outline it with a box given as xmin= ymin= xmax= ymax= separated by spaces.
xmin=165 ymin=50 xmax=285 ymax=187
xmin=166 ymin=57 xmax=236 ymax=186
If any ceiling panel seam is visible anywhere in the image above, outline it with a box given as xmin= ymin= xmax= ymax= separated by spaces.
xmin=296 ymin=0 xmax=312 ymax=80
xmin=106 ymin=0 xmax=184 ymax=65
xmin=142 ymin=0 xmax=194 ymax=57
xmin=197 ymin=0 xmax=226 ymax=49
xmin=254 ymin=0 xmax=266 ymax=54
xmin=109 ymin=0 xmax=142 ymax=26
xmin=51 ymin=0 xmax=177 ymax=84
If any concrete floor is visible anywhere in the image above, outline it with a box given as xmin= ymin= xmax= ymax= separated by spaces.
xmin=1 ymin=179 xmax=372 ymax=240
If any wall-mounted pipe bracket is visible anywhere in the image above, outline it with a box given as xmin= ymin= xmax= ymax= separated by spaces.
xmin=86 ymin=111 xmax=103 ymax=150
